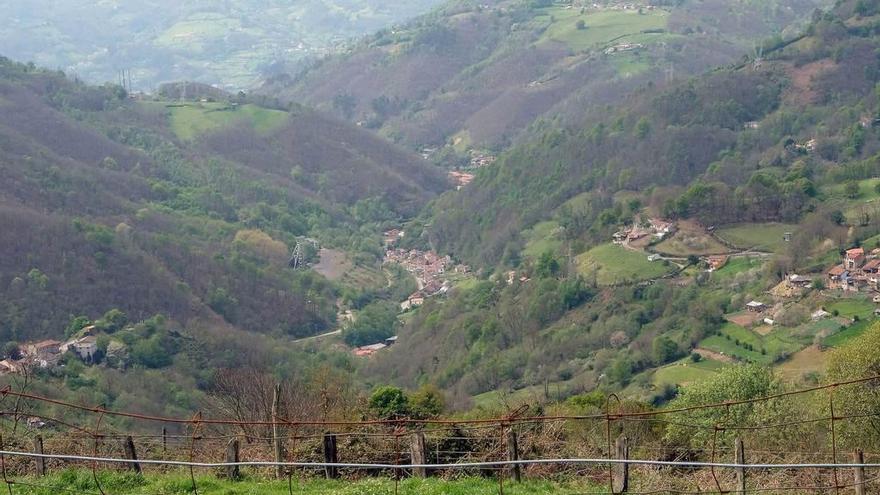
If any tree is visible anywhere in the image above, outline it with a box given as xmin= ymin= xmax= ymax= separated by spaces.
xmin=535 ymin=251 xmax=561 ymax=278
xmin=96 ymin=309 xmax=128 ymax=333
xmin=826 ymin=323 xmax=880 ymax=449
xmin=845 ymin=181 xmax=861 ymax=199
xmin=369 ymin=386 xmax=409 ymax=419
xmin=65 ymin=316 xmax=92 ymax=338
xmin=3 ymin=342 xmax=20 ymax=360
xmin=409 ymin=385 xmax=445 ymax=419
xmin=343 ymin=301 xmax=397 ymax=347
xmin=634 ymin=117 xmax=651 ymax=139
xmin=652 ymin=336 xmax=680 ymax=365
xmin=664 ymin=365 xmax=785 ymax=449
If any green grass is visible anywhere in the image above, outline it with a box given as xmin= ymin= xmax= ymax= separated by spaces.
xmin=13 ymin=469 xmax=596 ymax=494
xmin=699 ymin=323 xmax=804 ymax=364
xmin=575 ymin=243 xmax=673 ymax=285
xmin=823 ymin=318 xmax=875 ymax=347
xmin=523 ymin=221 xmax=564 ymax=259
xmin=713 ymin=257 xmax=763 ymax=279
xmin=826 ymin=177 xmax=880 ymax=201
xmin=143 ymin=102 xmax=289 ymax=141
xmin=715 ymin=223 xmax=798 ymax=252
xmin=826 ymin=297 xmax=874 ymax=319
xmin=537 ymin=7 xmax=670 ymax=52
xmin=652 ymin=358 xmax=726 ymax=386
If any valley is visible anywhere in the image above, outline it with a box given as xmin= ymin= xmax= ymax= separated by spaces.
xmin=5 ymin=0 xmax=880 ymax=492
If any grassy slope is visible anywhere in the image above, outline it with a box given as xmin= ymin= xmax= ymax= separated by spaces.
xmin=522 ymin=220 xmax=563 ymax=259
xmin=715 ymin=223 xmax=798 ymax=252
xmin=576 ymin=243 xmax=673 ymax=285
xmin=652 ymin=358 xmax=726 ymax=386
xmin=537 ymin=7 xmax=671 ymax=52
xmin=13 ymin=471 xmax=593 ymax=495
xmin=141 ymin=102 xmax=289 ymax=141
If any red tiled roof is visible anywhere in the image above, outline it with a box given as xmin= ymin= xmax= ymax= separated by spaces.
xmin=847 ymin=248 xmax=865 ymax=258
xmin=828 ymin=264 xmax=846 ymax=276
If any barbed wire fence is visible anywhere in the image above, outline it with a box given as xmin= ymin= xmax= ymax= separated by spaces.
xmin=0 ymin=376 xmax=878 ymax=494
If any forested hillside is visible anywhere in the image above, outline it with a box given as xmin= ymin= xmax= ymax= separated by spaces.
xmin=0 ymin=56 xmax=446 ymax=346
xmin=267 ymin=0 xmax=829 ymax=152
xmin=362 ymin=0 xmax=880 ymax=409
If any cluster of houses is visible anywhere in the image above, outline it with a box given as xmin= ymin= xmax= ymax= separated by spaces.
xmin=612 ymin=218 xmax=675 ymax=245
xmin=384 ymin=245 xmax=470 ymax=311
xmin=469 ymin=151 xmax=496 ymax=168
xmin=0 ymin=331 xmax=100 ymax=375
xmin=826 ymin=247 xmax=880 ymax=292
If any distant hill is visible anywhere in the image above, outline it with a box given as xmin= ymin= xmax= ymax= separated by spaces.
xmin=265 ymin=0 xmax=830 ymax=152
xmin=0 ymin=56 xmax=446 ymax=345
xmin=0 ymin=0 xmax=445 ymax=90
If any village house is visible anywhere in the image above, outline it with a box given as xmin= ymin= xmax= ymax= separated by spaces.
xmin=788 ymin=274 xmax=812 ymax=288
xmin=23 ymin=339 xmax=62 ymax=368
xmin=383 ymin=229 xmax=404 ymax=247
xmin=845 ymin=248 xmax=865 ymax=270
xmin=706 ymin=255 xmax=728 ymax=272
xmin=61 ymin=336 xmax=99 ymax=362
xmin=812 ymin=309 xmax=831 ymax=321
xmin=353 ymin=343 xmax=387 ymax=357
xmin=448 ymin=171 xmax=475 ymax=189
xmin=746 ymin=301 xmax=768 ymax=312
xmin=827 ymin=264 xmax=846 ymax=289
xmin=0 ymin=359 xmax=20 ymax=374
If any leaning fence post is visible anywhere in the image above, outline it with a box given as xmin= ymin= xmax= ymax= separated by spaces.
xmin=854 ymin=450 xmax=866 ymax=495
xmin=410 ymin=432 xmax=428 ymax=478
xmin=506 ymin=429 xmax=521 ymax=483
xmin=121 ymin=436 xmax=141 ymax=474
xmin=225 ymin=438 xmax=241 ymax=481
xmin=323 ymin=433 xmax=338 ymax=479
xmin=735 ymin=437 xmax=746 ymax=495
xmin=612 ymin=434 xmax=628 ymax=494
xmin=33 ymin=435 xmax=46 ymax=477
xmin=272 ymin=383 xmax=284 ymax=479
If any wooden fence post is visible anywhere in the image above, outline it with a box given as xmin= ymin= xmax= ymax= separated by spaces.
xmin=854 ymin=450 xmax=866 ymax=495
xmin=162 ymin=427 xmax=167 ymax=453
xmin=410 ymin=432 xmax=428 ymax=478
xmin=33 ymin=435 xmax=46 ymax=477
xmin=612 ymin=434 xmax=628 ymax=494
xmin=272 ymin=383 xmax=284 ymax=479
xmin=225 ymin=438 xmax=241 ymax=481
xmin=121 ymin=436 xmax=141 ymax=474
xmin=506 ymin=429 xmax=521 ymax=483
xmin=735 ymin=437 xmax=746 ymax=495
xmin=323 ymin=433 xmax=339 ymax=479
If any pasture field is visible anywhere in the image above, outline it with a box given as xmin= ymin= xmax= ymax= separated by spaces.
xmin=142 ymin=101 xmax=289 ymax=141
xmin=537 ymin=7 xmax=670 ymax=52
xmin=715 ymin=223 xmax=798 ymax=252
xmin=576 ymin=243 xmax=673 ymax=285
